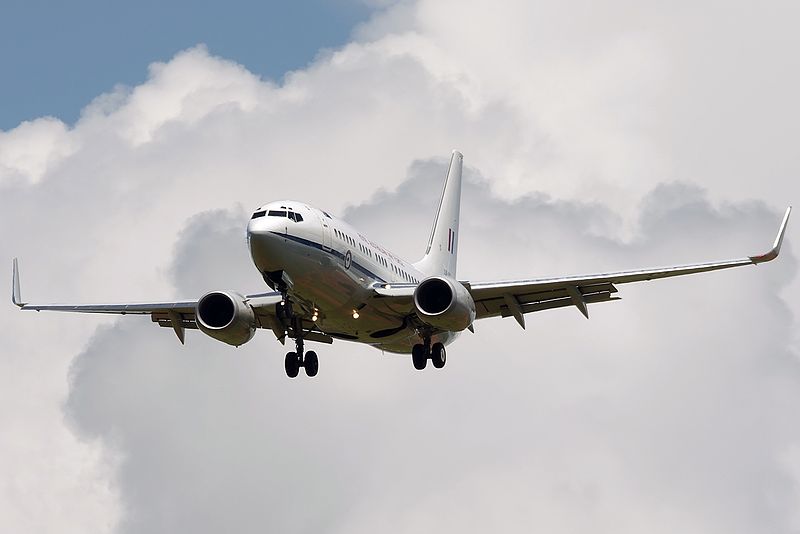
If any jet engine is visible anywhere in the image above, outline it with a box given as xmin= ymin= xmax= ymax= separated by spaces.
xmin=413 ymin=276 xmax=476 ymax=332
xmin=196 ymin=291 xmax=256 ymax=346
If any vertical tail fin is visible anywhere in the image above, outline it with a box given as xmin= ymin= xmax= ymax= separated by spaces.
xmin=414 ymin=150 xmax=463 ymax=278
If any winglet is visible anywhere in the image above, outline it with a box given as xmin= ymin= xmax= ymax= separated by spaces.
xmin=750 ymin=206 xmax=792 ymax=264
xmin=12 ymin=258 xmax=25 ymax=307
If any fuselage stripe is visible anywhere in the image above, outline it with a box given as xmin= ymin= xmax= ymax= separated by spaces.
xmin=269 ymin=231 xmax=387 ymax=283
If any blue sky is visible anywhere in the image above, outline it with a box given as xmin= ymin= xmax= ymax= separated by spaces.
xmin=0 ymin=0 xmax=370 ymax=130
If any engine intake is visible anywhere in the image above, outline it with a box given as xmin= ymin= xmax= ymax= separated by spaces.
xmin=413 ymin=276 xmax=476 ymax=332
xmin=196 ymin=291 xmax=256 ymax=346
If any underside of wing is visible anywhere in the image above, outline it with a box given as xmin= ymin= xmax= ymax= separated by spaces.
xmin=467 ymin=206 xmax=791 ymax=327
xmin=11 ymin=259 xmax=286 ymax=344
xmin=470 ymin=279 xmax=622 ymax=323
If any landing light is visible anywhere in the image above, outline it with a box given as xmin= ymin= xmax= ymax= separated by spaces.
xmin=352 ymin=310 xmax=360 ymax=319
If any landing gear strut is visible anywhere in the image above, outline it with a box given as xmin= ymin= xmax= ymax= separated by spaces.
xmin=282 ymin=309 xmax=320 ymax=378
xmin=411 ymin=338 xmax=446 ymax=370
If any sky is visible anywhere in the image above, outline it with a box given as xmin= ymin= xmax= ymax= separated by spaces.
xmin=0 ymin=0 xmax=369 ymax=129
xmin=1 ymin=1 xmax=799 ymax=533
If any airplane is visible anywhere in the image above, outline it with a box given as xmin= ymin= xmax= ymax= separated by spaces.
xmin=11 ymin=151 xmax=792 ymax=378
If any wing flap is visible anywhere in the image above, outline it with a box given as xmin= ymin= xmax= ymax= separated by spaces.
xmin=479 ymin=285 xmax=620 ymax=319
xmin=511 ymin=292 xmax=621 ymax=316
xmin=152 ymin=312 xmax=198 ymax=329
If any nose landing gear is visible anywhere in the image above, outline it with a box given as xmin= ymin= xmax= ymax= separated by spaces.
xmin=282 ymin=306 xmax=320 ymax=379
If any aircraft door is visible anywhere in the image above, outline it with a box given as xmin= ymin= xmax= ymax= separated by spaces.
xmin=318 ymin=212 xmax=333 ymax=251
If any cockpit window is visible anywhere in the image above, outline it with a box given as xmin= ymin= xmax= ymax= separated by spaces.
xmin=266 ymin=209 xmax=303 ymax=222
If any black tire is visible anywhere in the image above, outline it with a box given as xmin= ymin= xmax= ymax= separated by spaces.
xmin=431 ymin=343 xmax=446 ymax=369
xmin=285 ymin=351 xmax=300 ymax=378
xmin=412 ymin=344 xmax=427 ymax=370
xmin=305 ymin=351 xmax=319 ymax=377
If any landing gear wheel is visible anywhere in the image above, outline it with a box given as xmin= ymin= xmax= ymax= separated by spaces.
xmin=412 ymin=344 xmax=427 ymax=370
xmin=305 ymin=351 xmax=319 ymax=377
xmin=431 ymin=343 xmax=446 ymax=369
xmin=285 ymin=351 xmax=300 ymax=378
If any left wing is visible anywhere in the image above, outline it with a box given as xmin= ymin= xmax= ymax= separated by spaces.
xmin=467 ymin=206 xmax=791 ymax=328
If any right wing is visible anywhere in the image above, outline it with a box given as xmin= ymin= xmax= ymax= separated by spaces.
xmin=11 ymin=258 xmax=285 ymax=344
xmin=369 ymin=207 xmax=791 ymax=329
xmin=466 ymin=206 xmax=791 ymax=327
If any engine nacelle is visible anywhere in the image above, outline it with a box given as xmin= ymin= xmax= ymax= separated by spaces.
xmin=413 ymin=276 xmax=476 ymax=332
xmin=196 ymin=291 xmax=256 ymax=347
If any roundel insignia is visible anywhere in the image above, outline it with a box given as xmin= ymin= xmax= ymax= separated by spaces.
xmin=344 ymin=250 xmax=352 ymax=270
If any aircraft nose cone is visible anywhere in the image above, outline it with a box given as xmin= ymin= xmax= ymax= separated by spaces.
xmin=247 ymin=217 xmax=283 ymax=271
xmin=247 ymin=217 xmax=270 ymax=236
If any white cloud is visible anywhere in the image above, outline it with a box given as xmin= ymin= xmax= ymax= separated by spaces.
xmin=65 ymin=179 xmax=799 ymax=534
xmin=0 ymin=1 xmax=798 ymax=532
xmin=0 ymin=117 xmax=77 ymax=184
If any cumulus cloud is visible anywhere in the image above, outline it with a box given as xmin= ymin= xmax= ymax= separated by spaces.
xmin=1 ymin=1 xmax=798 ymax=532
xmin=0 ymin=117 xmax=76 ymax=184
xmin=66 ymin=171 xmax=798 ymax=534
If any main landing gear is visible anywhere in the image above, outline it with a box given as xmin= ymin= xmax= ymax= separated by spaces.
xmin=285 ymin=348 xmax=318 ymax=378
xmin=411 ymin=338 xmax=446 ymax=371
xmin=281 ymin=301 xmax=319 ymax=379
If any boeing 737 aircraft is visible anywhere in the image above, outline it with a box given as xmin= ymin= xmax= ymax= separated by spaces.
xmin=12 ymin=151 xmax=792 ymax=378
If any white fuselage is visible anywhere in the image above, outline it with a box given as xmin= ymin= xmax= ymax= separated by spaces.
xmin=246 ymin=200 xmax=456 ymax=353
